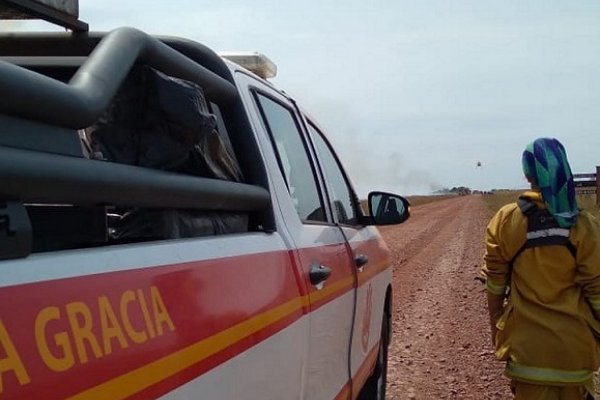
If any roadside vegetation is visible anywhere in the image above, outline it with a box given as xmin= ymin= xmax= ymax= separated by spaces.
xmin=406 ymin=194 xmax=456 ymax=206
xmin=481 ymin=191 xmax=522 ymax=214
xmin=362 ymin=190 xmax=598 ymax=218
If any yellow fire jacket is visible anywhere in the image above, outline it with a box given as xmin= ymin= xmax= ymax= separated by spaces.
xmin=481 ymin=190 xmax=600 ymax=385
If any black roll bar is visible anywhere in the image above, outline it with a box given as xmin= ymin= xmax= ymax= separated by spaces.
xmin=0 ymin=27 xmax=238 ymax=129
xmin=0 ymin=146 xmax=271 ymax=211
xmin=0 ymin=32 xmax=236 ymax=85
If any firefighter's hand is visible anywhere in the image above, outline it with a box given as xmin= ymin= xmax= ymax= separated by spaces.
xmin=487 ymin=293 xmax=504 ymax=347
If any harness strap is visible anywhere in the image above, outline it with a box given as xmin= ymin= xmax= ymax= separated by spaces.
xmin=509 ymin=197 xmax=576 ymax=270
xmin=509 ymin=238 xmax=577 ymax=268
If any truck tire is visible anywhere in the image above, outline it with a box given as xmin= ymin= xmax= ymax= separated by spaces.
xmin=357 ymin=314 xmax=389 ymax=400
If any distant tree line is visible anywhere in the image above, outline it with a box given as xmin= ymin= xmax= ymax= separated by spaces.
xmin=434 ymin=186 xmax=472 ymax=196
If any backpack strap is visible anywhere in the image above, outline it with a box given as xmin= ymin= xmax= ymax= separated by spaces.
xmin=508 ymin=198 xmax=537 ymax=269
xmin=517 ymin=197 xmax=537 ymax=216
xmin=508 ymin=197 xmax=576 ymax=279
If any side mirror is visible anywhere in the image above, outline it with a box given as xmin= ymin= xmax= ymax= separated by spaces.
xmin=367 ymin=191 xmax=410 ymax=225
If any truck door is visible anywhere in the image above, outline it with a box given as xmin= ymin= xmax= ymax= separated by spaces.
xmin=237 ymin=74 xmax=357 ymax=399
xmin=305 ymin=121 xmax=392 ymax=398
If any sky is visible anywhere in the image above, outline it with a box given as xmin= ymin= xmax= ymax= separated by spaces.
xmin=3 ymin=1 xmax=600 ymax=196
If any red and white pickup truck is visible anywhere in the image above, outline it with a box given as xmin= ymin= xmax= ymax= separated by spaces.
xmin=0 ymin=2 xmax=410 ymax=399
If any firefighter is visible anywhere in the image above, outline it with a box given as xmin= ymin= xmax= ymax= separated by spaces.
xmin=481 ymin=137 xmax=600 ymax=399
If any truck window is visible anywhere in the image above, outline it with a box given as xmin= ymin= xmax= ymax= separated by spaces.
xmin=254 ymin=94 xmax=327 ymax=223
xmin=307 ymin=123 xmax=358 ymax=225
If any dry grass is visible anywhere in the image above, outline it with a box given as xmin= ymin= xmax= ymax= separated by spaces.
xmin=481 ymin=191 xmax=522 ymax=214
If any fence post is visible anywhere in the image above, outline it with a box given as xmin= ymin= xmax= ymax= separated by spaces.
xmin=597 ymin=166 xmax=600 ymax=206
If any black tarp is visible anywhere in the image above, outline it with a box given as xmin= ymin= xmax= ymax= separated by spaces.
xmin=87 ymin=65 xmax=248 ymax=240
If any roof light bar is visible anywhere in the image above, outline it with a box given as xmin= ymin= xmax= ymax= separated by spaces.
xmin=219 ymin=51 xmax=277 ymax=79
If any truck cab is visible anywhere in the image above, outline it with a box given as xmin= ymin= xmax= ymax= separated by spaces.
xmin=0 ymin=2 xmax=409 ymax=399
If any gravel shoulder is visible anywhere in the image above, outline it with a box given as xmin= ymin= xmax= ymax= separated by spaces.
xmin=381 ymin=195 xmax=513 ymax=399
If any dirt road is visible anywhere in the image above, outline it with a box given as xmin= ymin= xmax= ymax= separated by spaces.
xmin=381 ymin=195 xmax=513 ymax=399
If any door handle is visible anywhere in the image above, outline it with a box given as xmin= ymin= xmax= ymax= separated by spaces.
xmin=309 ymin=264 xmax=332 ymax=286
xmin=355 ymin=254 xmax=369 ymax=270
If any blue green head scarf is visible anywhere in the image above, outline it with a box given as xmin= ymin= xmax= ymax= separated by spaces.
xmin=522 ymin=137 xmax=578 ymax=228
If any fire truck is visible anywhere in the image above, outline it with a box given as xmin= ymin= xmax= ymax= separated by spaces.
xmin=0 ymin=1 xmax=410 ymax=399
